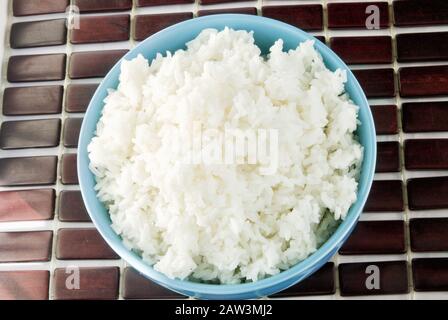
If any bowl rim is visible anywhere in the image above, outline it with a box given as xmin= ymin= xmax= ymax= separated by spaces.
xmin=78 ymin=13 xmax=377 ymax=297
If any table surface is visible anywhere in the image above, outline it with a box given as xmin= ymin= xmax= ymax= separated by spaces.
xmin=1 ymin=0 xmax=448 ymax=300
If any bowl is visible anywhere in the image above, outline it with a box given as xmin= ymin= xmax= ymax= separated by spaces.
xmin=78 ymin=14 xmax=376 ymax=300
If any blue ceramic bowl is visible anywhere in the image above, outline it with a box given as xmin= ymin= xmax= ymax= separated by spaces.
xmin=78 ymin=14 xmax=376 ymax=300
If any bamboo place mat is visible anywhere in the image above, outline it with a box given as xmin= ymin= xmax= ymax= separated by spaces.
xmin=0 ymin=0 xmax=448 ymax=300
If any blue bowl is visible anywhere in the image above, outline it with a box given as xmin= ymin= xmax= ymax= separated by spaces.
xmin=78 ymin=14 xmax=376 ymax=300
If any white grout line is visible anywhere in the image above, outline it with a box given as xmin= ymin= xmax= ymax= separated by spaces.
xmin=338 ymin=253 xmax=408 ymax=264
xmin=387 ymin=0 xmax=414 ymax=300
xmin=45 ymin=0 xmax=74 ymax=300
xmin=194 ymin=0 xmax=199 ymax=17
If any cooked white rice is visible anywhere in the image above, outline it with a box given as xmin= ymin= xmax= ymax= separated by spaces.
xmin=88 ymin=28 xmax=363 ymax=284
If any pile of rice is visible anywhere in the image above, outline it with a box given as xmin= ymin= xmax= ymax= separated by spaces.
xmin=88 ymin=28 xmax=363 ymax=284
